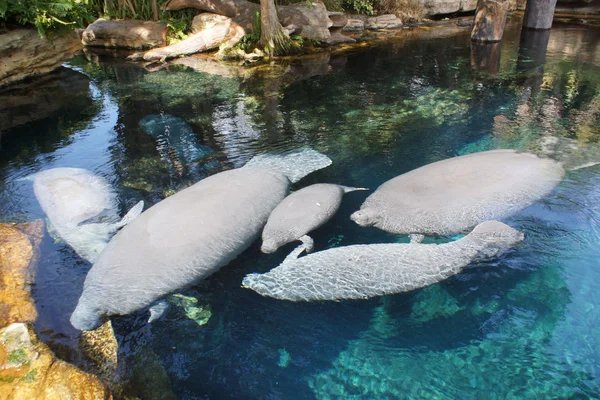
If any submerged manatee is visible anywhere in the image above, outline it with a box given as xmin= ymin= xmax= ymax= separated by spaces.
xmin=32 ymin=168 xmax=143 ymax=263
xmin=70 ymin=149 xmax=332 ymax=330
xmin=139 ymin=114 xmax=214 ymax=171
xmin=243 ymin=221 xmax=524 ymax=301
xmin=261 ymin=184 xmax=368 ymax=254
xmin=351 ymin=150 xmax=564 ymax=236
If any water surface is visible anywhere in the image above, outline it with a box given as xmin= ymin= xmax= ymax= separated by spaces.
xmin=1 ymin=19 xmax=600 ymax=399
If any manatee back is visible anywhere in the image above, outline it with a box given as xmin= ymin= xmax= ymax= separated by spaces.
xmin=243 ymin=242 xmax=473 ymax=301
xmin=261 ymin=184 xmax=345 ymax=252
xmin=358 ymin=150 xmax=564 ymax=236
xmin=33 ymin=168 xmax=117 ymax=226
xmin=78 ymin=167 xmax=290 ymax=318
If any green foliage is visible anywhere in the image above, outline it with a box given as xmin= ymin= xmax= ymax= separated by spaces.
xmin=235 ymin=11 xmax=261 ymax=52
xmin=343 ymin=0 xmax=374 ymax=15
xmin=0 ymin=0 xmax=96 ymax=36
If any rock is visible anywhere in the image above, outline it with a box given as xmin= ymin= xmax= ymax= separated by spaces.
xmin=0 ymin=29 xmax=82 ymax=88
xmin=0 ymin=222 xmax=43 ymax=327
xmin=0 ymin=222 xmax=113 ymax=399
xmin=326 ymin=32 xmax=357 ymax=44
xmin=343 ymin=19 xmax=365 ymax=32
xmin=0 ymin=67 xmax=91 ymax=134
xmin=80 ymin=321 xmax=119 ymax=387
xmin=0 ymin=323 xmax=112 ymax=400
xmin=365 ymin=14 xmax=403 ymax=30
xmin=419 ymin=0 xmax=478 ymax=16
xmin=327 ymin=12 xmax=348 ymax=28
xmin=82 ymin=19 xmax=168 ymax=49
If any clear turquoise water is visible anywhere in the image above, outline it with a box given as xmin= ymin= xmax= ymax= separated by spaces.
xmin=1 ymin=20 xmax=600 ymax=399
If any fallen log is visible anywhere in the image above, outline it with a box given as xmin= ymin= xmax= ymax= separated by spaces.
xmin=82 ymin=19 xmax=168 ymax=49
xmin=143 ymin=17 xmax=234 ymax=60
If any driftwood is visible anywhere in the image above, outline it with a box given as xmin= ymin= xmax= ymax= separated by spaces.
xmin=471 ymin=0 xmax=509 ymax=42
xmin=82 ymin=19 xmax=167 ymax=49
xmin=143 ymin=16 xmax=235 ymax=60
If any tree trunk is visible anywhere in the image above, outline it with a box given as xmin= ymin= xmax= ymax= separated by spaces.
xmin=82 ymin=19 xmax=168 ymax=49
xmin=471 ymin=0 xmax=509 ymax=42
xmin=259 ymin=0 xmax=295 ymax=55
xmin=523 ymin=0 xmax=558 ymax=29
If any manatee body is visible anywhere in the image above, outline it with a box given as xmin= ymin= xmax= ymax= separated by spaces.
xmin=261 ymin=184 xmax=367 ymax=254
xmin=139 ymin=114 xmax=213 ymax=171
xmin=243 ymin=221 xmax=524 ymax=301
xmin=351 ymin=150 xmax=565 ymax=236
xmin=32 ymin=168 xmax=143 ymax=263
xmin=70 ymin=149 xmax=331 ymax=330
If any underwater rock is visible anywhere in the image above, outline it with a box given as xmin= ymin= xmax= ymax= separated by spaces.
xmin=261 ymin=183 xmax=367 ymax=254
xmin=70 ymin=149 xmax=331 ymax=331
xmin=0 ymin=323 xmax=112 ymax=399
xmin=32 ymin=168 xmax=143 ymax=263
xmin=0 ymin=221 xmax=43 ymax=327
xmin=80 ymin=321 xmax=119 ymax=388
xmin=243 ymin=221 xmax=524 ymax=301
xmin=351 ymin=150 xmax=564 ymax=236
xmin=138 ymin=114 xmax=214 ymax=173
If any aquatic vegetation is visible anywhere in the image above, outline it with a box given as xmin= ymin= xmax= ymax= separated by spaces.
xmin=277 ymin=348 xmax=291 ymax=368
xmin=170 ymin=294 xmax=212 ymax=326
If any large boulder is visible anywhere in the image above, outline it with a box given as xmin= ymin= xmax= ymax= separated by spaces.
xmin=419 ymin=0 xmax=478 ymax=15
xmin=0 ymin=222 xmax=112 ymax=399
xmin=0 ymin=29 xmax=82 ymax=88
xmin=82 ymin=19 xmax=168 ymax=49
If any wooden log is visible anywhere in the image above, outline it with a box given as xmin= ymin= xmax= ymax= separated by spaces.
xmin=143 ymin=18 xmax=235 ymax=60
xmin=470 ymin=42 xmax=501 ymax=73
xmin=82 ymin=19 xmax=168 ymax=49
xmin=523 ymin=0 xmax=558 ymax=29
xmin=471 ymin=0 xmax=509 ymax=42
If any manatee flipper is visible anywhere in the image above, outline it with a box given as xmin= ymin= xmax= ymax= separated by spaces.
xmin=148 ymin=300 xmax=170 ymax=323
xmin=45 ymin=219 xmax=63 ymax=244
xmin=244 ymin=149 xmax=332 ymax=183
xmin=299 ymin=235 xmax=315 ymax=253
xmin=114 ymin=200 xmax=144 ymax=229
xmin=340 ymin=186 xmax=369 ymax=193
xmin=284 ymin=244 xmax=308 ymax=262
xmin=409 ymin=234 xmax=425 ymax=244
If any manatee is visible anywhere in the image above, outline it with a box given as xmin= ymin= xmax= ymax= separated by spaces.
xmin=32 ymin=168 xmax=143 ymax=263
xmin=243 ymin=221 xmax=524 ymax=301
xmin=351 ymin=150 xmax=565 ymax=237
xmin=70 ymin=149 xmax=332 ymax=331
xmin=261 ymin=184 xmax=368 ymax=254
xmin=139 ymin=114 xmax=214 ymax=172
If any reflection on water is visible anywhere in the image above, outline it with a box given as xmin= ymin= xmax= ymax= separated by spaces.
xmin=1 ymin=20 xmax=600 ymax=399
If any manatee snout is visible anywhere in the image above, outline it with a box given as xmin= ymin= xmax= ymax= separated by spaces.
xmin=261 ymin=239 xmax=280 ymax=254
xmin=350 ymin=209 xmax=378 ymax=227
xmin=470 ymin=221 xmax=525 ymax=248
xmin=70 ymin=301 xmax=103 ymax=331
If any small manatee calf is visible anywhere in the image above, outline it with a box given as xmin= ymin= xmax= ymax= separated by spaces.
xmin=70 ymin=149 xmax=331 ymax=331
xmin=31 ymin=168 xmax=143 ymax=263
xmin=261 ymin=184 xmax=367 ymax=254
xmin=243 ymin=221 xmax=524 ymax=301
xmin=351 ymin=149 xmax=564 ymax=237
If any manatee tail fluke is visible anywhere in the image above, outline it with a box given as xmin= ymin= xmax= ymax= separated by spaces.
xmin=244 ymin=148 xmax=332 ymax=183
xmin=340 ymin=186 xmax=369 ymax=193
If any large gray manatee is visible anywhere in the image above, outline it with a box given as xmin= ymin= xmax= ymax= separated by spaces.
xmin=261 ymin=184 xmax=367 ymax=254
xmin=32 ymin=168 xmax=143 ymax=263
xmin=351 ymin=150 xmax=564 ymax=236
xmin=243 ymin=221 xmax=524 ymax=301
xmin=70 ymin=149 xmax=332 ymax=331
